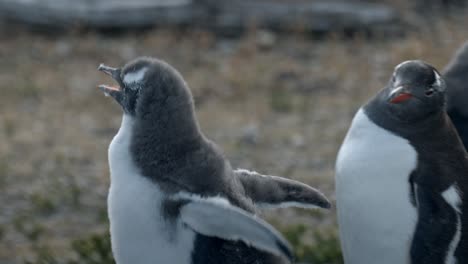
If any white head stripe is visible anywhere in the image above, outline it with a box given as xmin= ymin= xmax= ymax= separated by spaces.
xmin=433 ymin=70 xmax=445 ymax=91
xmin=395 ymin=60 xmax=412 ymax=71
xmin=124 ymin=68 xmax=148 ymax=87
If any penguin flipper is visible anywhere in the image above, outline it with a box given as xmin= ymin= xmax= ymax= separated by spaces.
xmin=410 ymin=184 xmax=460 ymax=264
xmin=235 ymin=169 xmax=331 ymax=210
xmin=179 ymin=196 xmax=293 ymax=262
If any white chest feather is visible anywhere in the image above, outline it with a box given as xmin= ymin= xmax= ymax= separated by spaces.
xmin=335 ymin=109 xmax=418 ymax=264
xmin=107 ymin=115 xmax=196 ymax=264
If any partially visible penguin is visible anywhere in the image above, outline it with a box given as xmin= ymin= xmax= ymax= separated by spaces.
xmin=97 ymin=57 xmax=331 ymax=264
xmin=336 ymin=60 xmax=468 ymax=264
xmin=444 ymin=41 xmax=468 ymax=149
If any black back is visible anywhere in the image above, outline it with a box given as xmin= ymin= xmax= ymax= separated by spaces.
xmin=445 ymin=42 xmax=468 ymax=150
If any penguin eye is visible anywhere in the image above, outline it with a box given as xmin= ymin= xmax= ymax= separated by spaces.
xmin=425 ymin=88 xmax=435 ymax=97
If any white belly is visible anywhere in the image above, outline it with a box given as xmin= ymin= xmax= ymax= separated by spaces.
xmin=108 ymin=115 xmax=196 ymax=264
xmin=335 ymin=109 xmax=418 ymax=264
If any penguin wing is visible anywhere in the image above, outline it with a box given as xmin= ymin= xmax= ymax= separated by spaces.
xmin=410 ymin=183 xmax=461 ymax=264
xmin=177 ymin=194 xmax=293 ymax=262
xmin=234 ymin=169 xmax=331 ymax=210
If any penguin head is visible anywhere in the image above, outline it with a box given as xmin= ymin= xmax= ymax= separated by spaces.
xmin=385 ymin=60 xmax=446 ymax=121
xmin=98 ymin=57 xmax=193 ymax=117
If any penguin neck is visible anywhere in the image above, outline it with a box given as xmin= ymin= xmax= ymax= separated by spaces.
xmin=128 ymin=103 xmax=209 ymax=184
xmin=364 ymin=94 xmax=449 ymax=139
xmin=364 ymin=95 xmax=467 ymax=157
xmin=134 ymin=105 xmax=203 ymax=151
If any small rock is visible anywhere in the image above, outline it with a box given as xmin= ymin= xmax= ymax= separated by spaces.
xmin=256 ymin=30 xmax=276 ymax=50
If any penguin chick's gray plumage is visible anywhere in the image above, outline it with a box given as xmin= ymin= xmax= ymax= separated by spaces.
xmin=444 ymin=41 xmax=468 ymax=150
xmin=336 ymin=60 xmax=468 ymax=264
xmin=98 ymin=57 xmax=330 ymax=264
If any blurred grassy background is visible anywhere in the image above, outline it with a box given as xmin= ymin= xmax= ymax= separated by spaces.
xmin=0 ymin=1 xmax=468 ymax=263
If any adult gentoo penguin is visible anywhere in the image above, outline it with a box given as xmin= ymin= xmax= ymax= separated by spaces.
xmin=336 ymin=60 xmax=468 ymax=264
xmin=444 ymin=41 xmax=468 ymax=149
xmin=97 ymin=57 xmax=330 ymax=264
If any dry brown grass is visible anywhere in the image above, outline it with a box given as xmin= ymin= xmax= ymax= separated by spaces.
xmin=0 ymin=13 xmax=468 ymax=263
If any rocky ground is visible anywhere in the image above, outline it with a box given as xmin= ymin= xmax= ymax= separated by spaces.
xmin=0 ymin=13 xmax=467 ymax=263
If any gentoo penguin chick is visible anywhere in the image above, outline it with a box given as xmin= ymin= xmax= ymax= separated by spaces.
xmin=444 ymin=41 xmax=468 ymax=149
xmin=336 ymin=60 xmax=468 ymax=264
xmin=97 ymin=57 xmax=330 ymax=264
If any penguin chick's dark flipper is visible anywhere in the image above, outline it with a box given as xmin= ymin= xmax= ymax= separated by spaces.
xmin=178 ymin=195 xmax=293 ymax=263
xmin=235 ymin=169 xmax=331 ymax=210
xmin=410 ymin=184 xmax=461 ymax=264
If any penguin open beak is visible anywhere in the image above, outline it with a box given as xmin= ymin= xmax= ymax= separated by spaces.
xmin=388 ymin=86 xmax=413 ymax=104
xmin=98 ymin=64 xmax=123 ymax=100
